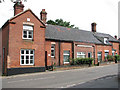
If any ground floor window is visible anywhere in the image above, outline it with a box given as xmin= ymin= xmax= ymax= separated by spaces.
xmin=77 ymin=52 xmax=86 ymax=58
xmin=63 ymin=50 xmax=70 ymax=64
xmin=20 ymin=49 xmax=34 ymax=65
xmin=105 ymin=51 xmax=109 ymax=58
xmin=112 ymin=51 xmax=115 ymax=56
xmin=97 ymin=52 xmax=102 ymax=62
xmin=88 ymin=52 xmax=92 ymax=58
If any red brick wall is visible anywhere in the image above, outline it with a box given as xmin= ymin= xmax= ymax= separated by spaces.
xmin=1 ymin=24 xmax=9 ymax=74
xmin=8 ymin=11 xmax=45 ymax=68
xmin=45 ymin=40 xmax=72 ymax=66
xmin=110 ymin=42 xmax=119 ymax=55
xmin=74 ymin=42 xmax=94 ymax=59
xmin=45 ymin=40 xmax=59 ymax=66
xmin=60 ymin=42 xmax=72 ymax=65
xmin=95 ymin=45 xmax=112 ymax=63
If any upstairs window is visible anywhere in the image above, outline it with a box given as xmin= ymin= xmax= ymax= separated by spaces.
xmin=104 ymin=38 xmax=109 ymax=44
xmin=51 ymin=44 xmax=55 ymax=58
xmin=23 ymin=25 xmax=33 ymax=40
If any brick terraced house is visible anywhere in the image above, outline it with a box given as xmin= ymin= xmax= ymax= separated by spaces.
xmin=0 ymin=2 xmax=119 ymax=75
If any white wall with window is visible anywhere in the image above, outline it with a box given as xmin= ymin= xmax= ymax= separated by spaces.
xmin=20 ymin=49 xmax=34 ymax=65
xmin=77 ymin=52 xmax=86 ymax=58
xmin=51 ymin=44 xmax=55 ymax=58
xmin=23 ymin=25 xmax=33 ymax=40
xmin=63 ymin=51 xmax=70 ymax=64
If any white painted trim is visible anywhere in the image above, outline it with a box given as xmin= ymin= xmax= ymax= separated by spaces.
xmin=112 ymin=51 xmax=115 ymax=53
xmin=77 ymin=45 xmax=92 ymax=48
xmin=64 ymin=62 xmax=69 ymax=64
xmin=104 ymin=50 xmax=109 ymax=52
xmin=51 ymin=42 xmax=56 ymax=44
xmin=23 ymin=22 xmax=34 ymax=26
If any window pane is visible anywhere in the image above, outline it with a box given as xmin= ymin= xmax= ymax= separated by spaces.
xmin=21 ymin=56 xmax=24 ymax=59
xmin=29 ymin=31 xmax=32 ymax=34
xmin=21 ymin=60 xmax=24 ymax=64
xmin=26 ymin=60 xmax=29 ymax=64
xmin=51 ymin=44 xmax=55 ymax=48
xmin=28 ymin=35 xmax=32 ymax=38
xmin=30 ymin=50 xmax=33 ymax=54
xmin=21 ymin=50 xmax=24 ymax=54
xmin=30 ymin=56 xmax=33 ymax=59
xmin=23 ymin=35 xmax=27 ymax=38
xmin=26 ymin=56 xmax=29 ymax=59
xmin=23 ymin=31 xmax=27 ymax=34
xmin=30 ymin=60 xmax=33 ymax=64
xmin=26 ymin=50 xmax=29 ymax=54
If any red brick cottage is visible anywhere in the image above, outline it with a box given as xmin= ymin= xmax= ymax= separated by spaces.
xmin=0 ymin=2 xmax=119 ymax=75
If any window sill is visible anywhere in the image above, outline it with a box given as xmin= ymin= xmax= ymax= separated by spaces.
xmin=22 ymin=39 xmax=34 ymax=42
xmin=51 ymin=56 xmax=55 ymax=58
xmin=64 ymin=62 xmax=69 ymax=64
xmin=20 ymin=64 xmax=34 ymax=66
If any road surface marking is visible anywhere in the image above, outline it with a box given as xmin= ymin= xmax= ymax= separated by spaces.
xmin=7 ymin=76 xmax=55 ymax=83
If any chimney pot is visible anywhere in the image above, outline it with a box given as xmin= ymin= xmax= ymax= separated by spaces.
xmin=91 ymin=22 xmax=97 ymax=32
xmin=14 ymin=1 xmax=24 ymax=16
xmin=40 ymin=9 xmax=47 ymax=24
xmin=114 ymin=35 xmax=117 ymax=39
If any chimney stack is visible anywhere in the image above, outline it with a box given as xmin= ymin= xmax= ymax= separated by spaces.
xmin=91 ymin=22 xmax=97 ymax=32
xmin=14 ymin=1 xmax=24 ymax=16
xmin=114 ymin=35 xmax=117 ymax=39
xmin=40 ymin=9 xmax=47 ymax=24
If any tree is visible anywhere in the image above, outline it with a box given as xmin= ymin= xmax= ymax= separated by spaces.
xmin=0 ymin=0 xmax=27 ymax=3
xmin=47 ymin=19 xmax=79 ymax=29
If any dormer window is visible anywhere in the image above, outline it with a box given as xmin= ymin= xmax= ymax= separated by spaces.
xmin=104 ymin=38 xmax=109 ymax=44
xmin=23 ymin=25 xmax=33 ymax=40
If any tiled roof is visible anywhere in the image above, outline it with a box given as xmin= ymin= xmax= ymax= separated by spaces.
xmin=94 ymin=32 xmax=119 ymax=43
xmin=45 ymin=24 xmax=119 ymax=44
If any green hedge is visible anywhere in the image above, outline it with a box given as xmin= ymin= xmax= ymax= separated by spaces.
xmin=106 ymin=55 xmax=115 ymax=61
xmin=70 ymin=58 xmax=94 ymax=65
xmin=114 ymin=55 xmax=120 ymax=61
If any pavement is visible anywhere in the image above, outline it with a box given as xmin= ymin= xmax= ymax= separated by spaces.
xmin=1 ymin=64 xmax=118 ymax=88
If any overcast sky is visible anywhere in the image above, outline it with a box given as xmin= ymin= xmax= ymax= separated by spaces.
xmin=0 ymin=0 xmax=119 ymax=38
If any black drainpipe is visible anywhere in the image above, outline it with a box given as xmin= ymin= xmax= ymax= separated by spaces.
xmin=93 ymin=45 xmax=95 ymax=65
xmin=58 ymin=41 xmax=61 ymax=66
xmin=72 ymin=42 xmax=74 ymax=59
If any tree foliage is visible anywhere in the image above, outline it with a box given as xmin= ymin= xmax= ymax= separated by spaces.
xmin=47 ymin=19 xmax=79 ymax=29
xmin=0 ymin=0 xmax=27 ymax=3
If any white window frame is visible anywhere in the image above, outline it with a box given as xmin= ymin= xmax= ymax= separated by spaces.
xmin=23 ymin=25 xmax=33 ymax=40
xmin=63 ymin=51 xmax=70 ymax=64
xmin=51 ymin=44 xmax=55 ymax=58
xmin=77 ymin=52 xmax=86 ymax=58
xmin=104 ymin=38 xmax=109 ymax=44
xmin=20 ymin=49 xmax=34 ymax=65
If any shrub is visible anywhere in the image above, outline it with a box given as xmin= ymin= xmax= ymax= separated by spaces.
xmin=114 ymin=55 xmax=120 ymax=61
xmin=70 ymin=58 xmax=93 ymax=65
xmin=107 ymin=55 xmax=115 ymax=61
